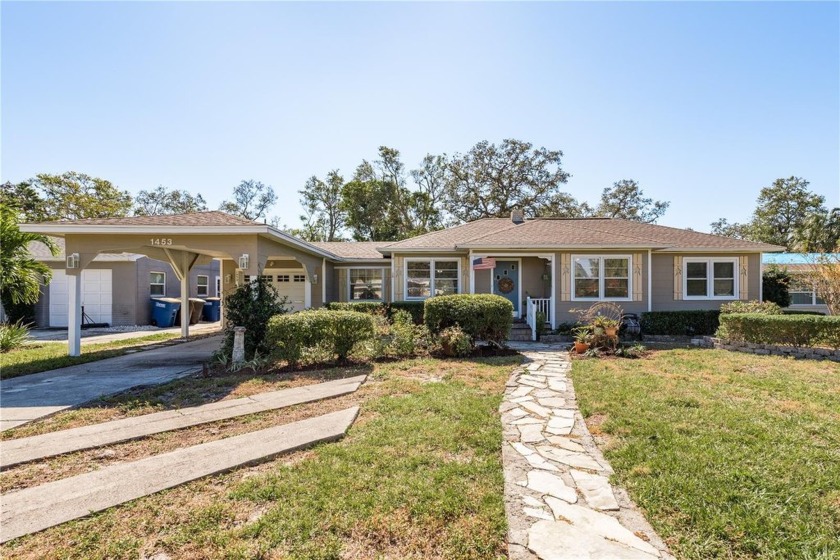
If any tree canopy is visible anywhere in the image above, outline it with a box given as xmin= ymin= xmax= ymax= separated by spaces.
xmin=219 ymin=179 xmax=278 ymax=221
xmin=444 ymin=139 xmax=572 ymax=222
xmin=595 ymin=179 xmax=669 ymax=223
xmin=711 ymin=177 xmax=835 ymax=250
xmin=28 ymin=172 xmax=133 ymax=221
xmin=134 ymin=185 xmax=207 ymax=216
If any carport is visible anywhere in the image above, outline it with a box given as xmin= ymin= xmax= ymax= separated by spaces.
xmin=21 ymin=212 xmax=335 ymax=356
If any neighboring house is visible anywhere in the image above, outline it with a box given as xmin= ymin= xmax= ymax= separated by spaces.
xmin=29 ymin=237 xmax=220 ymax=328
xmin=762 ymin=253 xmax=835 ymax=314
xmin=21 ymin=211 xmax=783 ymax=344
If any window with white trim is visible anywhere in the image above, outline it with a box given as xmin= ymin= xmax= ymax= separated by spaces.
xmin=349 ymin=268 xmax=384 ymax=300
xmin=789 ymin=275 xmax=826 ymax=306
xmin=683 ymin=258 xmax=738 ymax=299
xmin=150 ymin=272 xmax=166 ymax=297
xmin=406 ymin=259 xmax=459 ymax=299
xmin=293 ymin=274 xmax=306 ymax=282
xmin=196 ymin=275 xmax=209 ymax=297
xmin=572 ymin=256 xmax=631 ymax=300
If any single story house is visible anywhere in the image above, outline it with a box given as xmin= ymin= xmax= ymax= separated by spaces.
xmin=29 ymin=237 xmax=220 ymax=328
xmin=21 ymin=210 xmax=783 ymax=355
xmin=762 ymin=253 xmax=835 ymax=315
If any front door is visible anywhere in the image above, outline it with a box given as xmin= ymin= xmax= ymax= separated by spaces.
xmin=492 ymin=260 xmax=520 ymax=317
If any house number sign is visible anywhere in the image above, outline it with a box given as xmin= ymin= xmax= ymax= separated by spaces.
xmin=150 ymin=238 xmax=174 ymax=246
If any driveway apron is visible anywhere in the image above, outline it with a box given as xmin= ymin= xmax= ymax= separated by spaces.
xmin=0 ymin=336 xmax=221 ymax=431
xmin=502 ymin=343 xmax=674 ymax=560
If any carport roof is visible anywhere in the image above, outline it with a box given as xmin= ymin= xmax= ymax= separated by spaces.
xmin=20 ymin=212 xmax=374 ymax=262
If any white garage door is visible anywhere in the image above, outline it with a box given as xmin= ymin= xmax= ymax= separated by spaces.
xmin=268 ymin=269 xmax=306 ymax=313
xmin=49 ymin=270 xmax=113 ymax=327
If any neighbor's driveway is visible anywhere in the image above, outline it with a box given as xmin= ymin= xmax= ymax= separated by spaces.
xmin=0 ymin=336 xmax=221 ymax=431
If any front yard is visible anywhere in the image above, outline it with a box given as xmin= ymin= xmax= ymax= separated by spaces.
xmin=1 ymin=355 xmax=520 ymax=560
xmin=571 ymin=349 xmax=840 ymax=559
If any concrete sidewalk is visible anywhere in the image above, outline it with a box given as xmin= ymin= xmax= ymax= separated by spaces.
xmin=27 ymin=323 xmax=222 ymax=345
xmin=2 ymin=375 xmax=367 ymax=468
xmin=0 ymin=336 xmax=222 ymax=431
xmin=1 ymin=406 xmax=360 ymax=543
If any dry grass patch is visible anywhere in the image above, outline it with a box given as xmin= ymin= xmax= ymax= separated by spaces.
xmin=1 ymin=355 xmax=520 ymax=560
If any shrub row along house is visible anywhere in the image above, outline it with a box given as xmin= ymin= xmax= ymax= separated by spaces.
xmin=21 ymin=210 xmax=782 ymax=355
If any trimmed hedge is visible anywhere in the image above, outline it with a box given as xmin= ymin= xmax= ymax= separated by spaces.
xmin=325 ymin=300 xmax=425 ymax=324
xmin=424 ymin=294 xmax=513 ymax=346
xmin=387 ymin=301 xmax=425 ymax=325
xmin=640 ymin=310 xmax=720 ymax=336
xmin=720 ymin=300 xmax=782 ymax=315
xmin=266 ymin=310 xmax=375 ymax=365
xmin=325 ymin=301 xmax=385 ymax=315
xmin=718 ymin=313 xmax=840 ymax=349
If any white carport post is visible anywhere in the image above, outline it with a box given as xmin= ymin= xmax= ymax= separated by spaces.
xmin=67 ymin=271 xmax=82 ymax=356
xmin=163 ymin=248 xmax=200 ymax=339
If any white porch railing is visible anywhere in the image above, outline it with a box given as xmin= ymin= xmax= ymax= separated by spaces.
xmin=525 ymin=297 xmax=551 ymax=341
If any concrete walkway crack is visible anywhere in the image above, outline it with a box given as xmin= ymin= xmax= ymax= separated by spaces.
xmin=502 ymin=343 xmax=673 ymax=560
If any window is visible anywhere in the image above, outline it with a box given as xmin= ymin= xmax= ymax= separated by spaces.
xmin=150 ymin=272 xmax=166 ymax=297
xmin=683 ymin=258 xmax=738 ymax=299
xmin=349 ymin=268 xmax=384 ymax=300
xmin=789 ymin=276 xmax=826 ymax=306
xmin=572 ymin=256 xmax=631 ymax=300
xmin=293 ymin=274 xmax=306 ymax=282
xmin=196 ymin=275 xmax=209 ymax=297
xmin=405 ymin=259 xmax=459 ymax=299
xmin=276 ymin=275 xmax=289 ymax=282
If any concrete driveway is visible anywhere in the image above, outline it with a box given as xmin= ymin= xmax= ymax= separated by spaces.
xmin=0 ymin=336 xmax=222 ymax=431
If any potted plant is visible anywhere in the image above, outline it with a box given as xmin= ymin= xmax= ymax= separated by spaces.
xmin=572 ymin=326 xmax=592 ymax=354
xmin=593 ymin=316 xmax=620 ymax=337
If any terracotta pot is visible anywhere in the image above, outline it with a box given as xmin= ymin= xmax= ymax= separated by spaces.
xmin=574 ymin=341 xmax=590 ymax=354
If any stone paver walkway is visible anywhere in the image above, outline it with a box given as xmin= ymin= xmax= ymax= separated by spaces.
xmin=502 ymin=344 xmax=673 ymax=560
xmin=1 ymin=406 xmax=360 ymax=543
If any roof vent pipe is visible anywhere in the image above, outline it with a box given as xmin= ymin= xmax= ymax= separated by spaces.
xmin=511 ymin=208 xmax=525 ymax=224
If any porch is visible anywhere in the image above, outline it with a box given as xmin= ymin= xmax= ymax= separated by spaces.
xmin=470 ymin=254 xmax=555 ymax=341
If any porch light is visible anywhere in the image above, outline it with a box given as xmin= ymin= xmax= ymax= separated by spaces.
xmin=311 ymin=273 xmax=318 ymax=284
xmin=238 ymin=254 xmax=249 ymax=269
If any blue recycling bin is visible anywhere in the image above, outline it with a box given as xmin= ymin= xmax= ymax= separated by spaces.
xmin=203 ymin=297 xmax=221 ymax=322
xmin=150 ymin=298 xmax=181 ymax=328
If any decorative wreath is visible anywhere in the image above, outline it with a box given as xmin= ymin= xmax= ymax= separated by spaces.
xmin=498 ymin=276 xmax=515 ymax=294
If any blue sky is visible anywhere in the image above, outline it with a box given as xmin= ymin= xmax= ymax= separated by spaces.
xmin=2 ymin=1 xmax=838 ymax=232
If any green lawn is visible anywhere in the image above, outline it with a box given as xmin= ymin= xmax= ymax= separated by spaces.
xmin=571 ymin=349 xmax=840 ymax=560
xmin=1 ymin=356 xmax=520 ymax=559
xmin=0 ymin=333 xmax=182 ymax=379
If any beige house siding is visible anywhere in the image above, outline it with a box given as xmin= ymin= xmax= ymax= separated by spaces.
xmin=651 ymin=253 xmax=760 ymax=311
xmin=552 ymin=251 xmax=649 ymax=323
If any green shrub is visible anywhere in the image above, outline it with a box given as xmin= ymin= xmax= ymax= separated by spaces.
xmin=720 ymin=300 xmax=783 ymax=315
xmin=267 ymin=309 xmax=375 ymax=365
xmin=424 ymin=294 xmax=513 ymax=346
xmin=718 ymin=313 xmax=840 ymax=349
xmin=388 ymin=310 xmax=416 ymax=357
xmin=782 ymin=309 xmax=826 ymax=316
xmin=387 ymin=301 xmax=425 ymax=324
xmin=0 ymin=320 xmax=30 ymax=352
xmin=762 ymin=265 xmax=791 ymax=308
xmin=325 ymin=301 xmax=386 ymax=315
xmin=221 ymin=276 xmax=288 ymax=361
xmin=640 ymin=310 xmax=720 ymax=336
xmin=437 ymin=326 xmax=473 ymax=357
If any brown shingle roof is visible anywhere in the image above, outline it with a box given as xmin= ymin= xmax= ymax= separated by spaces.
xmin=381 ymin=218 xmax=784 ymax=252
xmin=309 ymin=242 xmax=388 ymax=260
xmin=24 ymin=211 xmax=259 ymax=227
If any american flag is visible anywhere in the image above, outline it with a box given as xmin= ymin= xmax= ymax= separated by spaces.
xmin=472 ymin=257 xmax=497 ymax=270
